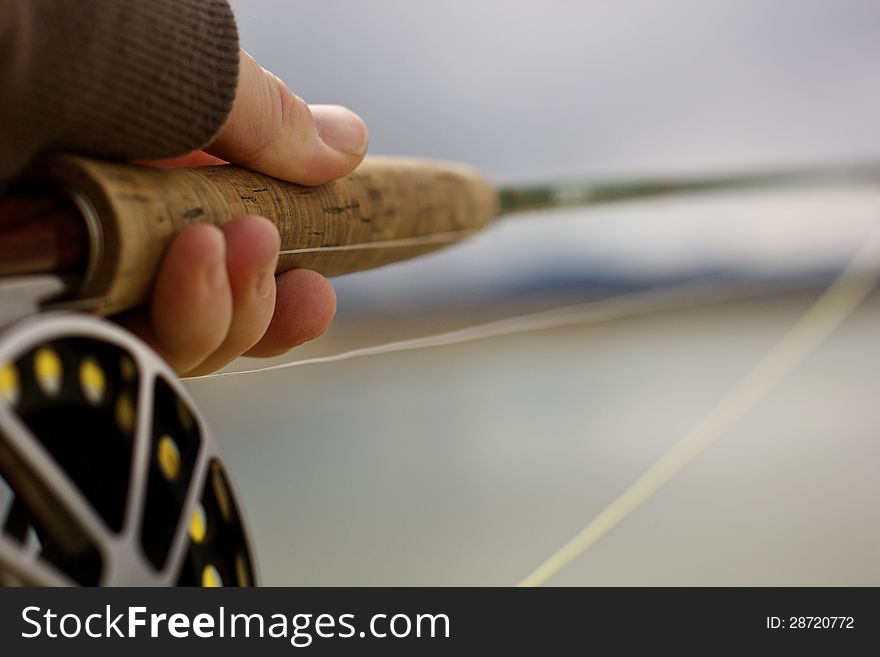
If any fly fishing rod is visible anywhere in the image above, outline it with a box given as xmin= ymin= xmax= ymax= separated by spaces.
xmin=1 ymin=154 xmax=879 ymax=587
xmin=4 ymin=154 xmax=880 ymax=314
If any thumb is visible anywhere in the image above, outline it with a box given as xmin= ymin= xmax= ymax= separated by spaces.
xmin=205 ymin=49 xmax=368 ymax=186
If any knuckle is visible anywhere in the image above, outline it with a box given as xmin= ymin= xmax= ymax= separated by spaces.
xmin=237 ymin=72 xmax=313 ymax=169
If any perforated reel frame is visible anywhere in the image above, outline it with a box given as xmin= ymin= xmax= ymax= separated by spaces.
xmin=0 ymin=311 xmax=258 ymax=586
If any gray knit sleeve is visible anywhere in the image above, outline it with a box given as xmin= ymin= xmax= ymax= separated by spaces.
xmin=0 ymin=0 xmax=239 ymax=181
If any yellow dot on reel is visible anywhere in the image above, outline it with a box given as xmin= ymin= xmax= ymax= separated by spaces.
xmin=189 ymin=502 xmax=207 ymax=544
xmin=116 ymin=393 xmax=135 ymax=433
xmin=210 ymin=462 xmax=232 ymax=523
xmin=235 ymin=553 xmax=252 ymax=587
xmin=119 ymin=356 xmax=137 ymax=382
xmin=201 ymin=564 xmax=223 ymax=587
xmin=34 ymin=347 xmax=62 ymax=397
xmin=79 ymin=357 xmax=106 ymax=405
xmin=157 ymin=434 xmax=181 ymax=481
xmin=0 ymin=362 xmax=20 ymax=405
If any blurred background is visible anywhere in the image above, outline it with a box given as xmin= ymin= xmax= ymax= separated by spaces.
xmin=186 ymin=0 xmax=880 ymax=585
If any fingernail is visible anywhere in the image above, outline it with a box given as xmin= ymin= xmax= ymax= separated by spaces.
xmin=312 ymin=105 xmax=369 ymax=156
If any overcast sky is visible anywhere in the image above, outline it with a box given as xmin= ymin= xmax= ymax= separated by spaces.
xmin=231 ymin=0 xmax=880 ymax=181
xmin=228 ymin=1 xmax=880 ymax=310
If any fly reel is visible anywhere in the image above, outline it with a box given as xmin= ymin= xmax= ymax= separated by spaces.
xmin=0 ymin=309 xmax=257 ymax=586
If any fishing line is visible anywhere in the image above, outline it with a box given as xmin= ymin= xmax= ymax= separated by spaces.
xmin=277 ymin=230 xmax=480 ymax=255
xmin=517 ymin=221 xmax=880 ymax=587
xmin=186 ymin=276 xmax=843 ymax=382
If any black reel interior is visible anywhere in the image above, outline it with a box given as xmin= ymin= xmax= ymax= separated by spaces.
xmin=0 ymin=313 xmax=257 ymax=586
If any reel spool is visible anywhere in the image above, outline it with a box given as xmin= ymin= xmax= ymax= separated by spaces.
xmin=0 ymin=311 xmax=257 ymax=586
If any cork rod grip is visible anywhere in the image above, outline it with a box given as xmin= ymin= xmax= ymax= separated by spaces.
xmin=44 ymin=155 xmax=499 ymax=315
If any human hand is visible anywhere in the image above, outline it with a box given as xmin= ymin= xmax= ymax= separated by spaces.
xmin=120 ymin=49 xmax=369 ymax=376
